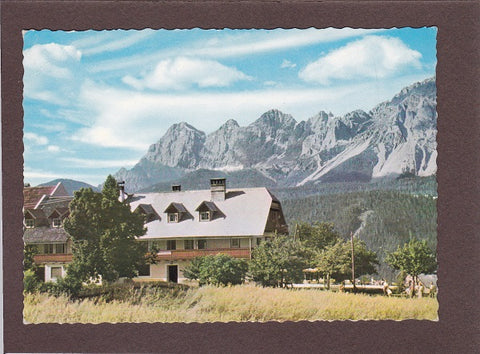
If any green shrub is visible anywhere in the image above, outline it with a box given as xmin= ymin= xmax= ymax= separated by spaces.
xmin=38 ymin=281 xmax=63 ymax=296
xmin=184 ymin=254 xmax=248 ymax=286
xmin=23 ymin=270 xmax=40 ymax=293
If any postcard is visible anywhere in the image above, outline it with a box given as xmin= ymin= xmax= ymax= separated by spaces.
xmin=22 ymin=27 xmax=439 ymax=324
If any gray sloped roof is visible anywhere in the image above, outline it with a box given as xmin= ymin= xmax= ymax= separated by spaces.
xmin=47 ymin=207 xmax=70 ymax=218
xmin=24 ymin=196 xmax=73 ymax=243
xmin=136 ymin=203 xmax=156 ymax=215
xmin=164 ymin=202 xmax=187 ymax=213
xmin=130 ymin=187 xmax=275 ymax=239
xmin=24 ymin=209 xmax=49 ymax=227
xmin=25 ymin=209 xmax=46 ymax=219
xmin=23 ymin=226 xmax=70 ymax=243
xmin=195 ymin=201 xmax=219 ymax=212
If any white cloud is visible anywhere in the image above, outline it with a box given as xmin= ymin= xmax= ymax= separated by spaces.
xmin=263 ymin=81 xmax=277 ymax=86
xmin=79 ymin=30 xmax=154 ymax=56
xmin=299 ymin=35 xmax=422 ymax=85
xmin=281 ymin=59 xmax=296 ymax=69
xmin=24 ymin=132 xmax=48 ymax=145
xmin=23 ymin=43 xmax=82 ymax=105
xmin=47 ymin=145 xmax=61 ymax=152
xmin=61 ymin=157 xmax=138 ymax=168
xmin=23 ymin=43 xmax=81 ymax=79
xmin=90 ymin=28 xmax=385 ymax=73
xmin=70 ymin=73 xmax=431 ymax=151
xmin=122 ymin=57 xmax=251 ymax=90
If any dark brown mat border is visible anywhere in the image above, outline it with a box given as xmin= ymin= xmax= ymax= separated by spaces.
xmin=2 ymin=1 xmax=479 ymax=353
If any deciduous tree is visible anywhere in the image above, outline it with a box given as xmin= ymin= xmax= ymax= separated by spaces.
xmin=249 ymin=236 xmax=312 ymax=287
xmin=63 ymin=175 xmax=146 ymax=286
xmin=316 ymin=238 xmax=378 ymax=289
xmin=296 ymin=222 xmax=340 ymax=252
xmin=385 ymin=238 xmax=436 ymax=295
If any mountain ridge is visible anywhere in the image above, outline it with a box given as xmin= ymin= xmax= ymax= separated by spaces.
xmin=116 ymin=77 xmax=437 ymax=192
xmin=37 ymin=178 xmax=100 ymax=195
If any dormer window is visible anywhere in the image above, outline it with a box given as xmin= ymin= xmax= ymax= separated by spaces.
xmin=24 ymin=209 xmax=47 ymax=228
xmin=135 ymin=204 xmax=159 ymax=223
xmin=52 ymin=218 xmax=62 ymax=228
xmin=47 ymin=208 xmax=68 ymax=228
xmin=164 ymin=202 xmax=187 ymax=223
xmin=25 ymin=219 xmax=35 ymax=228
xmin=199 ymin=211 xmax=211 ymax=221
xmin=168 ymin=213 xmax=179 ymax=223
xmin=195 ymin=201 xmax=220 ymax=222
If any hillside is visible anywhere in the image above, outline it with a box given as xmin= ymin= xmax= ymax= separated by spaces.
xmin=281 ymin=185 xmax=437 ymax=279
xmin=38 ymin=179 xmax=100 ymax=195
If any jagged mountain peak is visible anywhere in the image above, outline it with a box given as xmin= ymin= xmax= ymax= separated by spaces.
xmin=115 ymin=78 xmax=437 ymax=191
xmin=381 ymin=77 xmax=436 ymax=108
xmin=308 ymin=110 xmax=333 ymax=123
xmin=219 ymin=118 xmax=240 ymax=130
xmin=254 ymin=109 xmax=297 ymax=127
xmin=168 ymin=121 xmax=204 ymax=134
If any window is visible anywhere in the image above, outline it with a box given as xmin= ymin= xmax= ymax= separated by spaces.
xmin=50 ymin=266 xmax=62 ymax=279
xmin=149 ymin=241 xmax=164 ymax=251
xmin=199 ymin=211 xmax=210 ymax=221
xmin=256 ymin=238 xmax=262 ymax=246
xmin=197 ymin=239 xmax=207 ymax=249
xmin=55 ymin=243 xmax=65 ymax=254
xmin=168 ymin=213 xmax=179 ymax=223
xmin=184 ymin=240 xmax=194 ymax=250
xmin=25 ymin=219 xmax=35 ymax=228
xmin=167 ymin=240 xmax=176 ymax=250
xmin=52 ymin=218 xmax=62 ymax=228
xmin=44 ymin=244 xmax=55 ymax=254
xmin=231 ymin=238 xmax=240 ymax=248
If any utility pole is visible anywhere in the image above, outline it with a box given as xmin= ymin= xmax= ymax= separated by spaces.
xmin=350 ymin=231 xmax=356 ymax=293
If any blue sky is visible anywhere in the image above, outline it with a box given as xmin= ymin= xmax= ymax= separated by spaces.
xmin=23 ymin=27 xmax=437 ymax=186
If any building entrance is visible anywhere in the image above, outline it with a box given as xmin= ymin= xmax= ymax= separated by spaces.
xmin=168 ymin=265 xmax=178 ymax=283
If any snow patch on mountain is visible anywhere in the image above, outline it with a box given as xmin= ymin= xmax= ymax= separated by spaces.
xmin=298 ymin=137 xmax=373 ymax=186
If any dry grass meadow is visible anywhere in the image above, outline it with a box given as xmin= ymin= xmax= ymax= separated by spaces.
xmin=24 ymin=284 xmax=438 ymax=323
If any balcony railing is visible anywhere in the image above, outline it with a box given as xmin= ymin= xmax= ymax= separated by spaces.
xmin=33 ymin=253 xmax=73 ymax=263
xmin=153 ymin=248 xmax=251 ymax=260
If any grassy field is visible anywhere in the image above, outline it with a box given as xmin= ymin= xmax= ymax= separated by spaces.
xmin=24 ymin=284 xmax=438 ymax=323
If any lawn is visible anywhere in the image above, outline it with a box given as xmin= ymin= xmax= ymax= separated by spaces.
xmin=24 ymin=284 xmax=438 ymax=323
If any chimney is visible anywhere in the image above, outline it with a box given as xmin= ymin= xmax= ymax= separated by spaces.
xmin=210 ymin=178 xmax=226 ymax=201
xmin=172 ymin=185 xmax=181 ymax=192
xmin=117 ymin=181 xmax=126 ymax=202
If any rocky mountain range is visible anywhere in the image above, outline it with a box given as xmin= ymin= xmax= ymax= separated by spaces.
xmin=115 ymin=77 xmax=437 ymax=192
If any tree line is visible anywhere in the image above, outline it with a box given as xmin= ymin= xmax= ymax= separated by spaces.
xmin=183 ymin=221 xmax=436 ymax=292
xmin=24 ymin=175 xmax=437 ymax=296
xmin=281 ymin=188 xmax=437 ymax=279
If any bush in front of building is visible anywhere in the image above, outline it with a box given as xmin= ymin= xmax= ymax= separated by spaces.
xmin=23 ymin=270 xmax=41 ymax=294
xmin=183 ymin=254 xmax=248 ymax=286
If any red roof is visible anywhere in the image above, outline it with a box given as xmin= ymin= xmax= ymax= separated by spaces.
xmin=23 ymin=185 xmax=57 ymax=209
